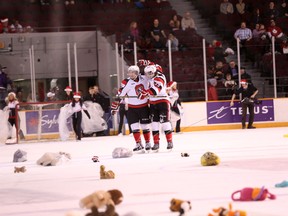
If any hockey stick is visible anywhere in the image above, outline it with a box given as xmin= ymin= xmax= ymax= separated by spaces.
xmin=180 ymin=107 xmax=231 ymax=132
xmin=118 ymin=95 xmax=167 ymax=99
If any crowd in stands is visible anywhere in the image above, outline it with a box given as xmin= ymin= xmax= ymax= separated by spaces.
xmin=1 ymin=0 xmax=288 ymax=101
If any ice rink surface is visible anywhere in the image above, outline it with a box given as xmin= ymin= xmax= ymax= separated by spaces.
xmin=1 ymin=127 xmax=288 ymax=216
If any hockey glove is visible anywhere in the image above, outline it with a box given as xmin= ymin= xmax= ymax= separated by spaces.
xmin=111 ymin=101 xmax=120 ymax=114
xmin=138 ymin=59 xmax=154 ymax=67
xmin=137 ymin=89 xmax=149 ymax=100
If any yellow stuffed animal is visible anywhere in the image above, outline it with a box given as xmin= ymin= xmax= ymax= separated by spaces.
xmin=208 ymin=203 xmax=246 ymax=216
xmin=201 ymin=152 xmax=220 ymax=166
xmin=79 ymin=189 xmax=123 ymax=216
xmin=100 ymin=165 xmax=115 ymax=179
xmin=170 ymin=198 xmax=192 ymax=216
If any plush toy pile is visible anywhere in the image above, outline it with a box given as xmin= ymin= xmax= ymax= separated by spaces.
xmin=169 ymin=198 xmax=192 ymax=216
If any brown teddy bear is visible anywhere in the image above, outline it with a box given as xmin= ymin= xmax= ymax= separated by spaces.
xmin=170 ymin=198 xmax=192 ymax=216
xmin=14 ymin=166 xmax=26 ymax=173
xmin=100 ymin=165 xmax=115 ymax=179
xmin=79 ymin=189 xmax=123 ymax=216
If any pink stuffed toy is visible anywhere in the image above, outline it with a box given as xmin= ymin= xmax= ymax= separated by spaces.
xmin=231 ymin=187 xmax=276 ymax=201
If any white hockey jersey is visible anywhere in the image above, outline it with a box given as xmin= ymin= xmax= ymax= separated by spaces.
xmin=146 ymin=72 xmax=169 ymax=104
xmin=118 ymin=75 xmax=149 ymax=108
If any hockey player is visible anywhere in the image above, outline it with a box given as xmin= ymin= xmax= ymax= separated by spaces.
xmin=112 ymin=65 xmax=151 ymax=152
xmin=138 ymin=65 xmax=173 ymax=151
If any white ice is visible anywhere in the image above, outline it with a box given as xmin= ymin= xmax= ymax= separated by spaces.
xmin=1 ymin=127 xmax=288 ymax=216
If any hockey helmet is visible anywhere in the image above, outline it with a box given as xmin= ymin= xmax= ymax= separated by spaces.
xmin=127 ymin=65 xmax=140 ymax=80
xmin=155 ymin=64 xmax=163 ymax=73
xmin=144 ymin=65 xmax=157 ymax=78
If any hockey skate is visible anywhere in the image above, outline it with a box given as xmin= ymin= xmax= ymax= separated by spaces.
xmin=145 ymin=142 xmax=151 ymax=151
xmin=151 ymin=143 xmax=160 ymax=152
xmin=133 ymin=143 xmax=145 ymax=153
xmin=167 ymin=142 xmax=173 ymax=151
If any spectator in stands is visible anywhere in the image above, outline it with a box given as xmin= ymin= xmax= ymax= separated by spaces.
xmin=0 ymin=64 xmax=12 ymax=109
xmin=168 ymin=20 xmax=178 ymax=32
xmin=152 ymin=35 xmax=165 ymax=52
xmin=234 ymin=22 xmax=252 ymax=61
xmin=10 ymin=20 xmax=23 ymax=33
xmin=84 ymin=86 xmax=97 ymax=102
xmin=235 ymin=0 xmax=246 ymax=16
xmin=213 ymin=41 xmax=228 ymax=63
xmin=93 ymin=85 xmax=109 ymax=113
xmin=220 ymin=0 xmax=234 ymax=15
xmin=16 ymin=88 xmax=24 ymax=103
xmin=64 ymin=86 xmax=73 ymax=100
xmin=267 ymin=19 xmax=287 ymax=41
xmin=166 ymin=32 xmax=179 ymax=51
xmin=150 ymin=19 xmax=166 ymax=44
xmin=266 ymin=1 xmax=279 ymax=19
xmin=139 ymin=36 xmax=153 ymax=54
xmin=124 ymin=21 xmax=141 ymax=51
xmin=170 ymin=14 xmax=181 ymax=31
xmin=214 ymin=61 xmax=225 ymax=80
xmin=281 ymin=38 xmax=288 ymax=54
xmin=46 ymin=92 xmax=56 ymax=102
xmin=1 ymin=18 xmax=10 ymax=33
xmin=239 ymin=66 xmax=252 ymax=83
xmin=207 ymin=40 xmax=217 ymax=60
xmin=251 ymin=8 xmax=264 ymax=26
xmin=65 ymin=0 xmax=75 ymax=6
xmin=40 ymin=0 xmax=51 ymax=5
xmin=208 ymin=78 xmax=218 ymax=101
xmin=223 ymin=73 xmax=237 ymax=99
xmin=23 ymin=26 xmax=34 ymax=33
xmin=252 ymin=23 xmax=266 ymax=39
xmin=181 ymin=11 xmax=196 ymax=31
xmin=226 ymin=60 xmax=239 ymax=78
xmin=278 ymin=0 xmax=288 ymax=17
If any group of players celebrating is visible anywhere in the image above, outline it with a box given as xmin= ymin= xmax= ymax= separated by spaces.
xmin=111 ymin=59 xmax=175 ymax=153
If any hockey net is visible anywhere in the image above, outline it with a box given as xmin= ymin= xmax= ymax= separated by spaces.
xmin=10 ymin=101 xmax=74 ymax=144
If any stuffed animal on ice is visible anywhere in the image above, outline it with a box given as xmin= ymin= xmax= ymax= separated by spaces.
xmin=112 ymin=147 xmax=133 ymax=158
xmin=231 ymin=186 xmax=276 ymax=201
xmin=14 ymin=166 xmax=26 ymax=173
xmin=170 ymin=198 xmax=192 ymax=216
xmin=37 ymin=151 xmax=71 ymax=166
xmin=79 ymin=189 xmax=123 ymax=216
xmin=100 ymin=165 xmax=115 ymax=179
xmin=201 ymin=152 xmax=220 ymax=166
xmin=208 ymin=203 xmax=246 ymax=216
